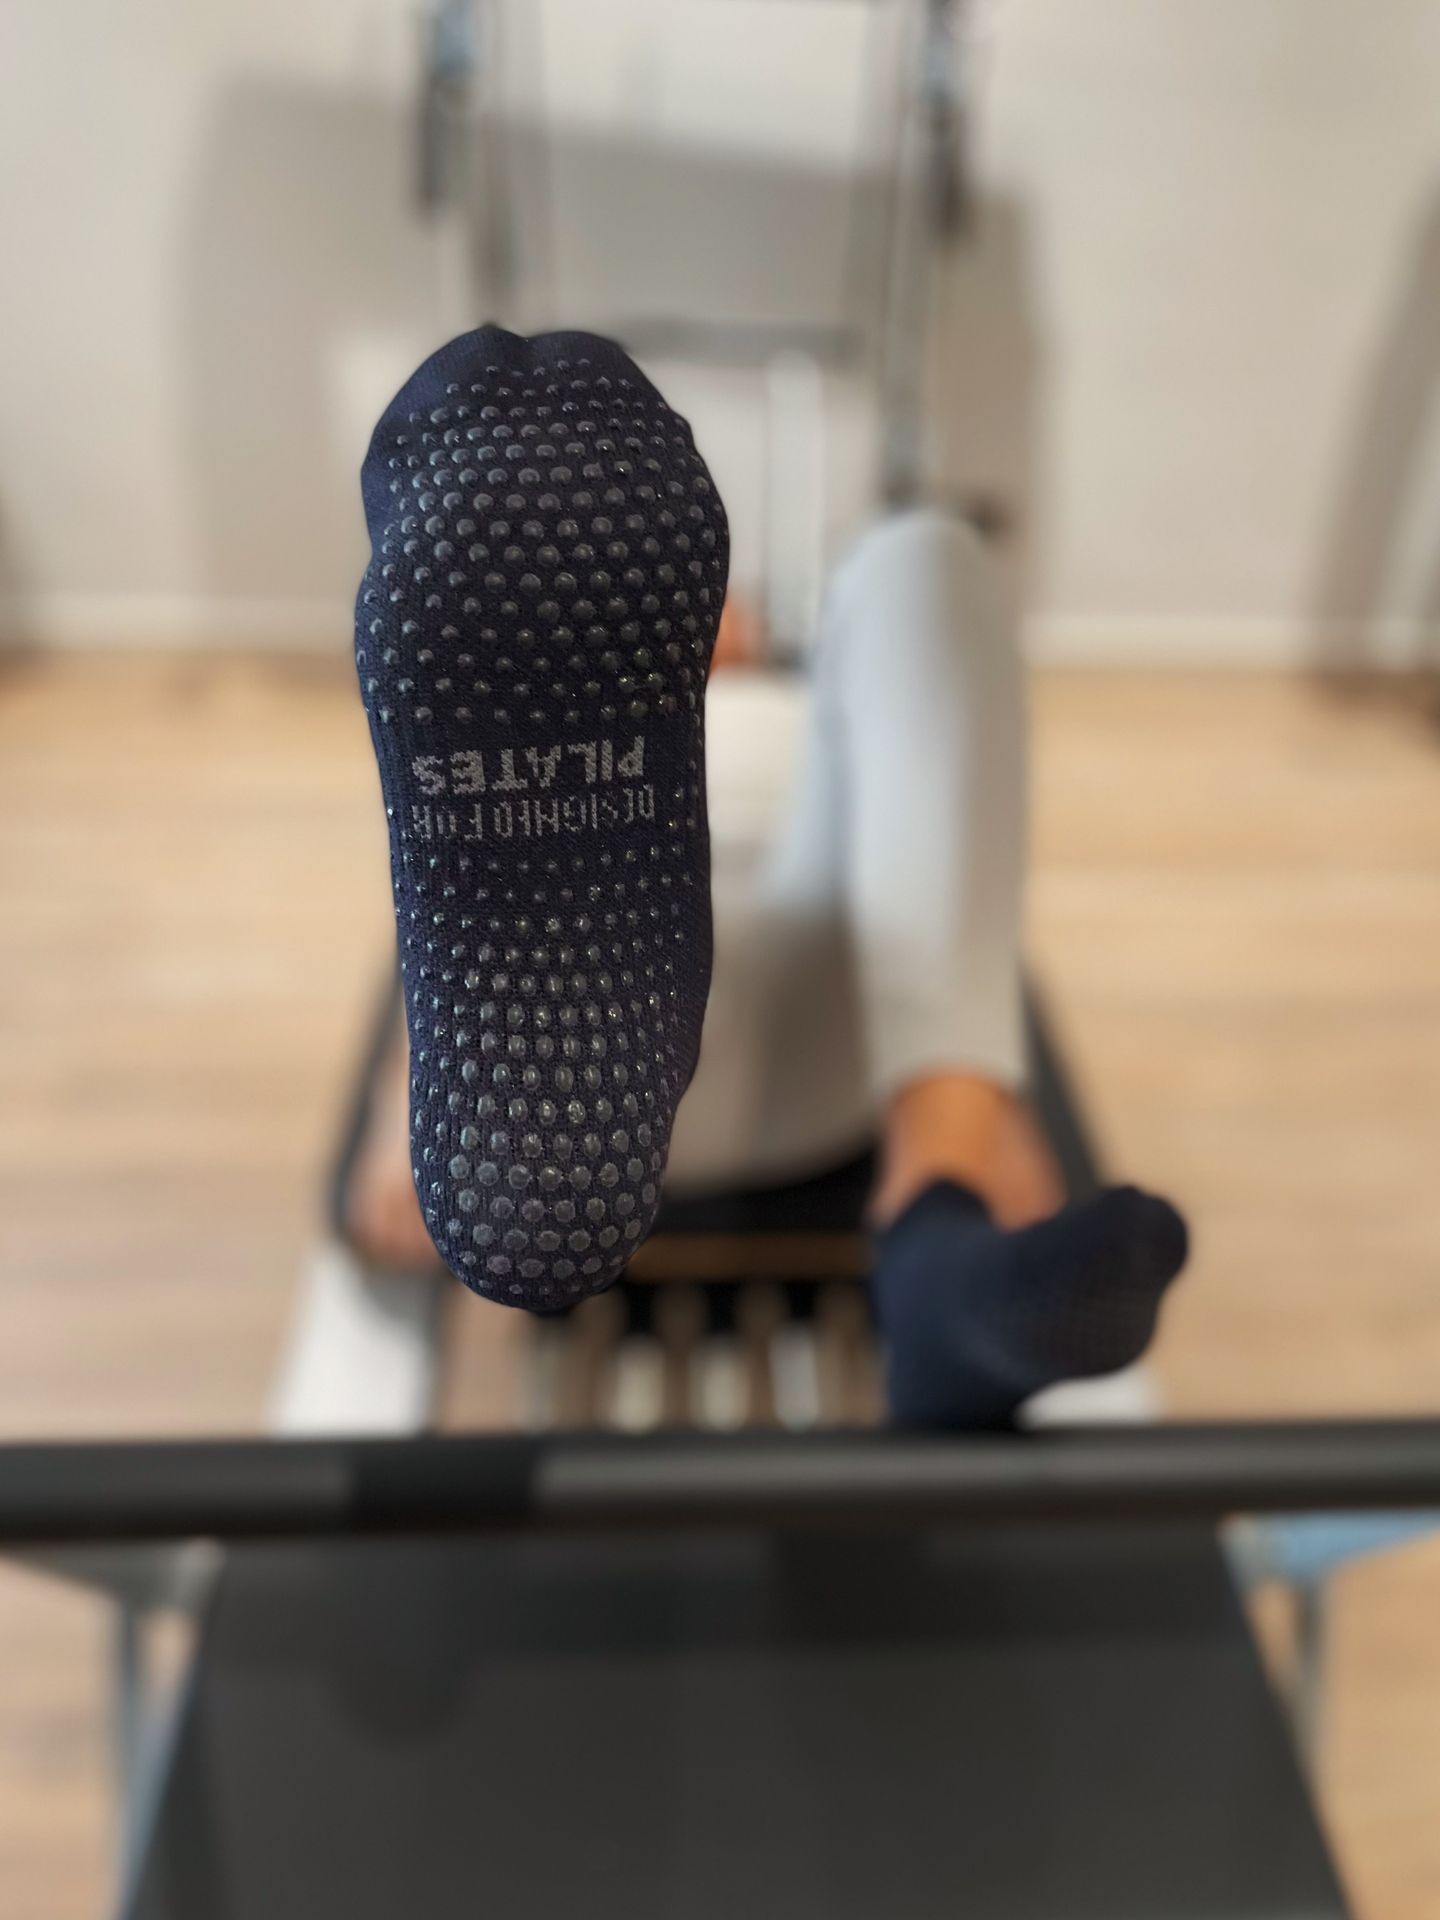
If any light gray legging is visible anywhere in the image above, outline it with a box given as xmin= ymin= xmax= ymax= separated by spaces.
xmin=666 ymin=506 xmax=1027 ymax=1195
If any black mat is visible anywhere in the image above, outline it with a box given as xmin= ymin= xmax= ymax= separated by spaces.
xmin=126 ymin=1523 xmax=1345 ymax=1920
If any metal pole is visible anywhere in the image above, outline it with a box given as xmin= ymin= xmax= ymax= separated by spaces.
xmin=2 ymin=1424 xmax=1440 ymax=1545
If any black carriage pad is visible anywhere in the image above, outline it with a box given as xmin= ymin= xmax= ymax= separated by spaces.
xmin=126 ymin=1522 xmax=1345 ymax=1920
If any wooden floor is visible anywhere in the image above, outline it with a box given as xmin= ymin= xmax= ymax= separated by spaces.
xmin=1 ymin=653 xmax=1439 ymax=1916
xmin=1028 ymin=671 xmax=1440 ymax=1419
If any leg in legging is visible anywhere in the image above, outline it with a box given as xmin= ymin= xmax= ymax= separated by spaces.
xmin=814 ymin=507 xmax=1047 ymax=1225
xmin=818 ymin=508 xmax=1188 ymax=1425
xmin=674 ymin=506 xmax=1062 ymax=1217
xmin=674 ymin=507 xmax=1188 ymax=1423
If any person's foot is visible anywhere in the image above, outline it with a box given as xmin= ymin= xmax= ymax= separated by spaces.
xmin=874 ymin=1180 xmax=1189 ymax=1429
xmin=356 ymin=326 xmax=728 ymax=1309
xmin=343 ymin=1034 xmax=446 ymax=1274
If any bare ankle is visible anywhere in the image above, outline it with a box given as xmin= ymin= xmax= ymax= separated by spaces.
xmin=872 ymin=1072 xmax=1064 ymax=1232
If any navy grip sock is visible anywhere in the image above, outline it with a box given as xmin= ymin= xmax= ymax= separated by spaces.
xmin=356 ymin=326 xmax=727 ymax=1308
xmin=874 ymin=1182 xmax=1189 ymax=1428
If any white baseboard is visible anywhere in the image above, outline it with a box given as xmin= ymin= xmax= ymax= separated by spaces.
xmin=0 ymin=592 xmax=350 ymax=650
xmin=5 ymin=593 xmax=1438 ymax=670
xmin=1026 ymin=613 xmax=1440 ymax=670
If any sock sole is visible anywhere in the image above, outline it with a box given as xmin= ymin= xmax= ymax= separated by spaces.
xmin=356 ymin=326 xmax=728 ymax=1308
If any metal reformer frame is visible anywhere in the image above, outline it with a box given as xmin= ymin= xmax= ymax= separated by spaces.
xmin=419 ymin=0 xmax=981 ymax=640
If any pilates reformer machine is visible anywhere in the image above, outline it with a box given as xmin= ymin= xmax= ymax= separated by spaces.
xmin=277 ymin=0 xmax=1065 ymax=1447
xmin=6 ymin=4 xmax=1440 ymax=1914
xmin=9 ymin=1410 xmax=1440 ymax=1914
xmin=8 ymin=960 xmax=1440 ymax=1916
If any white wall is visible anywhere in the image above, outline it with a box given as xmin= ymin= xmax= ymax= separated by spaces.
xmin=985 ymin=0 xmax=1440 ymax=664
xmin=2 ymin=0 xmax=1439 ymax=663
